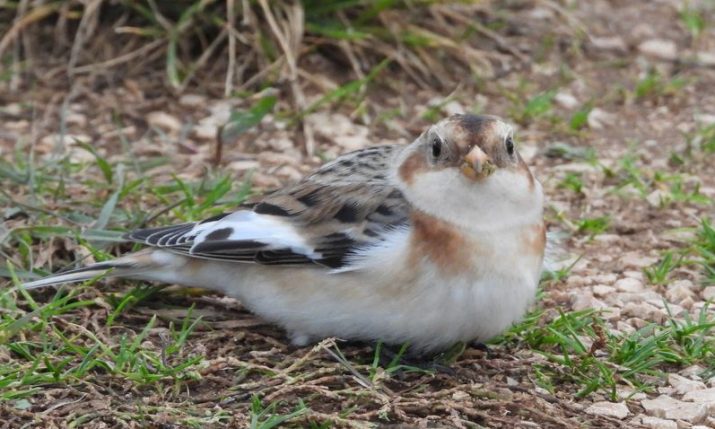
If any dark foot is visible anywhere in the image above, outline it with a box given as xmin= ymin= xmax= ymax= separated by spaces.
xmin=375 ymin=343 xmax=456 ymax=376
xmin=471 ymin=341 xmax=490 ymax=352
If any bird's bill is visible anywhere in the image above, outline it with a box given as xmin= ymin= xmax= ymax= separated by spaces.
xmin=460 ymin=146 xmax=495 ymax=181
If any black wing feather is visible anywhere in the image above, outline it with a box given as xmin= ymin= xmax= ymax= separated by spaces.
xmin=124 ymin=145 xmax=410 ymax=269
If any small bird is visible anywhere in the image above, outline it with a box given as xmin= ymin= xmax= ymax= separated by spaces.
xmin=23 ymin=114 xmax=545 ymax=353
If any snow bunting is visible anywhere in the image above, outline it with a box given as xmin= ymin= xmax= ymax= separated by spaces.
xmin=23 ymin=114 xmax=545 ymax=352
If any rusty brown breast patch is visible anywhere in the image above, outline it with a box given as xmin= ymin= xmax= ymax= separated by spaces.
xmin=408 ymin=210 xmax=474 ymax=277
xmin=521 ymin=222 xmax=546 ymax=260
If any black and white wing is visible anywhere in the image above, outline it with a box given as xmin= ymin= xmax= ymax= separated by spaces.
xmin=125 ymin=145 xmax=410 ymax=270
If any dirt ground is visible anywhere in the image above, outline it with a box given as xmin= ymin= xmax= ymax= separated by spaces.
xmin=2 ymin=1 xmax=715 ymax=428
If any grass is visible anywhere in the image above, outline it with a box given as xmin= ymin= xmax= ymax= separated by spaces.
xmin=680 ymin=3 xmax=707 ymax=39
xmin=494 ymin=304 xmax=715 ymax=401
xmin=606 ymin=149 xmax=713 ymax=207
xmin=3 ymin=0 xmax=715 ymax=427
xmin=644 ymin=252 xmax=681 ymax=286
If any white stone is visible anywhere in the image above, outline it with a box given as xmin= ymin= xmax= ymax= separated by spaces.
xmin=39 ymin=134 xmax=94 ymax=161
xmin=593 ymin=233 xmax=621 ymax=243
xmin=664 ymin=402 xmax=708 ymax=422
xmin=669 ymin=374 xmax=706 ymax=394
xmin=665 ymin=283 xmax=695 ymax=304
xmin=444 ymin=101 xmax=465 ymax=116
xmin=2 ymin=102 xmax=22 ymax=116
xmin=679 ymin=297 xmax=695 ymax=310
xmin=591 ymin=273 xmax=618 ymax=284
xmin=335 ymin=135 xmax=369 ymax=152
xmin=638 ymin=39 xmax=678 ymax=61
xmin=571 ymin=292 xmax=607 ymax=311
xmin=695 ymin=113 xmax=715 ymax=126
xmin=65 ymin=112 xmax=87 ymax=127
xmin=642 ymin=395 xmax=708 ymax=423
xmin=592 ymin=285 xmax=616 ymax=297
xmin=554 ymin=92 xmax=579 ymax=109
xmin=227 ymin=160 xmax=260 ymax=171
xmin=680 ymin=365 xmax=706 ymax=378
xmin=696 ymin=52 xmax=715 ymax=66
xmin=702 ymin=286 xmax=715 ymax=301
xmin=147 ymin=111 xmax=182 ymax=134
xmin=646 ymin=189 xmax=669 ymax=207
xmin=621 ymin=253 xmax=659 ymax=268
xmin=3 ymin=119 xmax=29 ymax=131
xmin=622 ymin=302 xmax=666 ymax=323
xmin=566 ymin=275 xmax=590 ymax=288
xmin=585 ymin=401 xmax=629 ymax=419
xmin=207 ymin=101 xmax=233 ymax=124
xmin=528 ymin=7 xmax=554 ymax=20
xmin=617 ymin=387 xmax=647 ymax=401
xmin=639 ymin=415 xmax=677 ymax=429
xmin=587 ymin=108 xmax=616 ymax=129
xmin=671 ymin=279 xmax=696 ymax=291
xmin=451 ymin=390 xmax=469 ymax=401
xmin=615 ymin=277 xmax=645 ymax=293
xmin=617 ymin=321 xmax=636 ymax=334
xmin=591 ymin=36 xmax=627 ymax=52
xmin=630 ymin=317 xmax=649 ymax=329
xmin=602 ymin=307 xmax=621 ymax=321
xmin=617 ymin=290 xmax=663 ymax=304
xmin=641 ymin=395 xmax=682 ymax=416
xmin=258 ymin=152 xmax=298 ymax=166
xmin=179 ymin=94 xmax=207 ymax=107
xmin=193 ymin=123 xmax=218 ymax=140
xmin=624 ymin=270 xmax=645 ymax=280
xmin=683 ymin=387 xmax=715 ymax=403
xmin=657 ymin=386 xmax=675 ymax=395
xmin=306 ymin=112 xmax=369 ymax=152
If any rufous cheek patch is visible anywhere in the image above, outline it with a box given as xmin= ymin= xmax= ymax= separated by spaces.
xmin=398 ymin=152 xmax=428 ymax=185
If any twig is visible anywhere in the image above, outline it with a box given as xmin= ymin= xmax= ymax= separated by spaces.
xmin=176 ymin=27 xmax=229 ymax=94
xmin=438 ymin=7 xmax=528 ymax=63
xmin=225 ymin=0 xmax=237 ymax=97
xmin=68 ymin=0 xmax=104 ymax=77
xmin=0 ymin=2 xmax=61 ymax=60
xmin=71 ymin=39 xmax=165 ymax=75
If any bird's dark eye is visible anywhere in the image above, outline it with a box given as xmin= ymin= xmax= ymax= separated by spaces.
xmin=431 ymin=137 xmax=442 ymax=159
xmin=506 ymin=137 xmax=515 ymax=156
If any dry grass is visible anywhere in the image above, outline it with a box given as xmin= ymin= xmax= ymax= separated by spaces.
xmin=0 ymin=1 xmax=519 ymax=94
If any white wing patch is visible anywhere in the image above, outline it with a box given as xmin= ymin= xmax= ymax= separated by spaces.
xmin=330 ymin=225 xmax=410 ymax=274
xmin=190 ymin=211 xmax=322 ymax=259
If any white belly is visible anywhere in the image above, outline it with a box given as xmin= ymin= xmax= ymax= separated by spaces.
xmin=147 ymin=226 xmax=543 ymax=352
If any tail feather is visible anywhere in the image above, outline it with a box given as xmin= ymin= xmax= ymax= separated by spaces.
xmin=21 ymin=261 xmax=136 ymax=290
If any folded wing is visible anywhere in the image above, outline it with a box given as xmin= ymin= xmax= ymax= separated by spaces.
xmin=125 ymin=145 xmax=410 ymax=270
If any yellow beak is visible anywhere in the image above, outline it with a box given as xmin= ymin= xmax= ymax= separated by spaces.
xmin=461 ymin=146 xmax=495 ymax=180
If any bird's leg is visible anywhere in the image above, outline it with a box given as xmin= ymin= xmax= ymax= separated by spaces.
xmin=470 ymin=341 xmax=491 ymax=354
xmin=375 ymin=343 xmax=456 ymax=376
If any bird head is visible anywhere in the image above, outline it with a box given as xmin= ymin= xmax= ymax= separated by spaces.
xmin=394 ymin=114 xmax=543 ymax=230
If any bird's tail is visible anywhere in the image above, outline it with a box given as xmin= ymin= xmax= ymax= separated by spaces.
xmin=19 ymin=251 xmax=159 ymax=290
